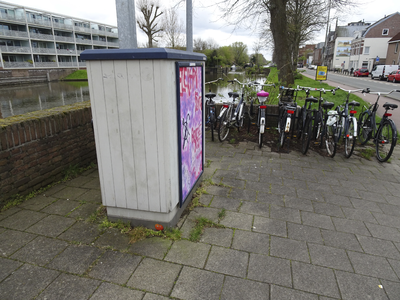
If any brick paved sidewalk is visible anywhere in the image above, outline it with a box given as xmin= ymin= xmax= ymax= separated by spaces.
xmin=1 ymin=135 xmax=400 ymax=299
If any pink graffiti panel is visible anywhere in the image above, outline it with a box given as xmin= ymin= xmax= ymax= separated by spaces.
xmin=179 ymin=66 xmax=203 ymax=202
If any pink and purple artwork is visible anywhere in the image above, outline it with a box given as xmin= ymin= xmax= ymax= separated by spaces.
xmin=179 ymin=66 xmax=203 ymax=203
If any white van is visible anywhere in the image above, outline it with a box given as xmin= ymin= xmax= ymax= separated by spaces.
xmin=371 ymin=65 xmax=400 ymax=80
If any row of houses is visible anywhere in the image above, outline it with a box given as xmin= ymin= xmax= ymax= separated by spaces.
xmin=0 ymin=1 xmax=119 ymax=69
xmin=299 ymin=12 xmax=400 ymax=72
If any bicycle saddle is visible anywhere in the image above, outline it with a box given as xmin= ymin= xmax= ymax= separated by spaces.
xmin=305 ymin=97 xmax=318 ymax=103
xmin=205 ymin=93 xmax=216 ymax=99
xmin=349 ymin=101 xmax=360 ymax=107
xmin=383 ymin=103 xmax=398 ymax=109
xmin=322 ymin=102 xmax=335 ymax=109
xmin=257 ymin=91 xmax=269 ymax=97
xmin=228 ymin=92 xmax=240 ymax=98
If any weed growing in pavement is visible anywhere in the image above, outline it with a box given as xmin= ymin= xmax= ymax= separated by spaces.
xmin=99 ymin=218 xmax=132 ymax=234
xmin=129 ymin=226 xmax=181 ymax=244
xmin=87 ymin=205 xmax=107 ymax=223
xmin=218 ymin=208 xmax=226 ymax=220
xmin=359 ymin=147 xmax=375 ymax=160
xmin=205 ymin=159 xmax=212 ymax=168
xmin=189 ymin=217 xmax=225 ymax=242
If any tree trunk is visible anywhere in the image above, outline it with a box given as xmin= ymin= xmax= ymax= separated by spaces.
xmin=268 ymin=0 xmax=294 ymax=86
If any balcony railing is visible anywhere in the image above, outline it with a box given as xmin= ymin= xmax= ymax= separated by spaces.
xmin=30 ymin=32 xmax=54 ymax=41
xmin=76 ymin=38 xmax=92 ymax=45
xmin=78 ymin=62 xmax=86 ymax=67
xmin=57 ymin=49 xmax=76 ymax=55
xmin=0 ymin=45 xmax=31 ymax=53
xmin=53 ymin=22 xmax=74 ymax=30
xmin=31 ymin=47 xmax=56 ymax=54
xmin=106 ymin=31 xmax=118 ymax=38
xmin=107 ymin=41 xmax=119 ymax=46
xmin=0 ymin=12 xmax=26 ymax=23
xmin=93 ymin=40 xmax=107 ymax=46
xmin=3 ymin=61 xmax=32 ymax=68
xmin=35 ymin=62 xmax=58 ymax=68
xmin=54 ymin=36 xmax=75 ymax=43
xmin=59 ymin=61 xmax=78 ymax=67
xmin=0 ymin=29 xmax=29 ymax=38
xmin=74 ymin=26 xmax=91 ymax=33
xmin=26 ymin=16 xmax=52 ymax=27
xmin=91 ymin=28 xmax=106 ymax=35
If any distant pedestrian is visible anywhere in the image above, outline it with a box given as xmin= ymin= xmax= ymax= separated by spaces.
xmin=350 ymin=67 xmax=354 ymax=75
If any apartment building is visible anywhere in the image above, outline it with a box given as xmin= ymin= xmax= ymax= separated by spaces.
xmin=0 ymin=1 xmax=119 ymax=69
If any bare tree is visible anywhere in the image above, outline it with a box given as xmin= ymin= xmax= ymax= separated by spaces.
xmin=136 ymin=0 xmax=164 ymax=48
xmin=162 ymin=7 xmax=185 ymax=48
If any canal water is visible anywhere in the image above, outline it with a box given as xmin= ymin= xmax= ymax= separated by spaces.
xmin=0 ymin=72 xmax=267 ymax=119
xmin=0 ymin=81 xmax=89 ymax=119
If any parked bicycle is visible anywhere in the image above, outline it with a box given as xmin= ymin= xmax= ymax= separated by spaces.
xmin=320 ymin=92 xmax=339 ymax=157
xmin=358 ymin=89 xmax=400 ymax=162
xmin=254 ymin=83 xmax=275 ymax=148
xmin=335 ymin=87 xmax=362 ymax=158
xmin=277 ymin=86 xmax=299 ymax=151
xmin=218 ymin=79 xmax=258 ymax=142
xmin=205 ymin=78 xmax=223 ymax=141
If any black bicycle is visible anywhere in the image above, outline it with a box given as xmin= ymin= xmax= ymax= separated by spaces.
xmin=358 ymin=89 xmax=400 ymax=162
xmin=277 ymin=86 xmax=299 ymax=151
xmin=205 ymin=78 xmax=223 ymax=141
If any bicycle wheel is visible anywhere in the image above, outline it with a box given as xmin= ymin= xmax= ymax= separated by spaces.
xmin=297 ymin=108 xmax=305 ymax=139
xmin=248 ymin=101 xmax=254 ymax=133
xmin=376 ymin=121 xmax=396 ymax=162
xmin=301 ymin=115 xmax=312 ymax=154
xmin=344 ymin=118 xmax=356 ymax=158
xmin=210 ymin=108 xmax=215 ymax=141
xmin=218 ymin=109 xmax=230 ymax=142
xmin=237 ymin=103 xmax=245 ymax=131
xmin=358 ymin=112 xmax=372 ymax=145
xmin=258 ymin=126 xmax=263 ymax=148
xmin=278 ymin=113 xmax=286 ymax=150
xmin=325 ymin=124 xmax=337 ymax=158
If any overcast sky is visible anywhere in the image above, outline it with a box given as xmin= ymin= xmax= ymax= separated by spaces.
xmin=4 ymin=0 xmax=400 ymax=60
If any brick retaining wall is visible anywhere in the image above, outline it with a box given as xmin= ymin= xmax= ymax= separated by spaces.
xmin=0 ymin=102 xmax=96 ymax=206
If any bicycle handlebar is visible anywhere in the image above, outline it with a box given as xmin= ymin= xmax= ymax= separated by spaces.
xmin=364 ymin=89 xmax=400 ymax=96
xmin=336 ymin=86 xmax=366 ymax=94
xmin=205 ymin=78 xmax=223 ymax=85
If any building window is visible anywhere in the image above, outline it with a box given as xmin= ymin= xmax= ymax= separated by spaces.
xmin=382 ymin=28 xmax=389 ymax=35
xmin=364 ymin=46 xmax=370 ymax=54
xmin=395 ymin=43 xmax=399 ymax=54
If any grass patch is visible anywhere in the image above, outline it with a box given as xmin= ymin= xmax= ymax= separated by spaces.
xmin=218 ymin=208 xmax=226 ymax=220
xmin=63 ymin=70 xmax=88 ymax=80
xmin=189 ymin=216 xmax=225 ymax=242
xmin=358 ymin=147 xmax=375 ymax=160
xmin=99 ymin=218 xmax=132 ymax=234
xmin=129 ymin=226 xmax=181 ymax=244
xmin=205 ymin=159 xmax=212 ymax=168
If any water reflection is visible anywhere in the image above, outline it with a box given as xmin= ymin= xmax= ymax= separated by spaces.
xmin=0 ymin=81 xmax=90 ymax=119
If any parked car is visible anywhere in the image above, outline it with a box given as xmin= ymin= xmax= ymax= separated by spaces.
xmin=371 ymin=65 xmax=400 ymax=80
xmin=353 ymin=68 xmax=369 ymax=77
xmin=387 ymin=70 xmax=400 ymax=83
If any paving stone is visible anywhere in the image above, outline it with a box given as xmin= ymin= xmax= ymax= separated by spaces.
xmin=11 ymin=236 xmax=68 ymax=266
xmin=373 ymin=212 xmax=400 ymax=229
xmin=0 ymin=210 xmax=47 ymax=230
xmin=205 ymin=246 xmax=248 ymax=277
xmin=257 ymin=192 xmax=285 ymax=206
xmin=198 ymin=193 xmax=213 ymax=206
xmin=347 ymin=251 xmax=399 ymax=281
xmin=82 ymin=178 xmax=101 ymax=189
xmin=47 ymin=244 xmax=103 ymax=275
xmin=170 ymin=266 xmax=224 ymax=300
xmin=271 ymin=185 xmax=298 ymax=198
xmin=270 ymin=205 xmax=301 ymax=223
xmin=0 ymin=229 xmax=37 ymax=257
xmin=332 ymin=217 xmax=371 ymax=236
xmin=58 ymin=221 xmax=102 ymax=244
xmin=221 ymin=178 xmax=246 ymax=188
xmin=18 ymin=195 xmax=56 ymax=211
xmin=64 ymin=176 xmax=94 ymax=187
xmin=164 ymin=240 xmax=210 ymax=268
xmin=388 ymin=258 xmax=400 ymax=279
xmin=67 ymin=202 xmax=100 ymax=219
xmin=130 ymin=237 xmax=172 ymax=259
xmin=357 ymin=235 xmax=400 ymax=260
xmin=239 ymin=201 xmax=270 ymax=217
xmin=253 ymin=216 xmax=287 ymax=237
xmin=79 ymin=189 xmax=102 ymax=203
xmin=292 ymin=261 xmax=340 ymax=298
xmin=94 ymin=228 xmax=131 ymax=251
xmin=89 ymin=250 xmax=141 ymax=284
xmin=381 ymin=280 xmax=400 ymax=300
xmin=0 ymin=257 xmax=22 ymax=281
xmin=26 ymin=215 xmax=76 ymax=237
xmin=350 ymin=198 xmax=383 ymax=213
xmin=301 ymin=211 xmax=334 ymax=230
xmin=220 ymin=276 xmax=269 ymax=300
xmin=200 ymin=227 xmax=233 ymax=247
xmin=213 ymin=169 xmax=238 ymax=180
xmin=0 ymin=264 xmax=59 ymax=300
xmin=188 ymin=207 xmax=220 ymax=223
xmin=219 ymin=211 xmax=253 ymax=230
xmin=51 ymin=186 xmax=88 ymax=200
xmin=356 ymin=190 xmax=388 ymax=203
xmin=91 ymin=282 xmax=145 ymax=300
xmin=270 ymin=285 xmax=319 ymax=300
xmin=42 ymin=184 xmax=67 ymax=197
xmin=36 ymin=273 xmax=100 ymax=300
xmin=40 ymin=199 xmax=81 ymax=216
xmin=232 ymin=230 xmax=269 ymax=254
xmin=321 ymin=229 xmax=363 ymax=252
xmin=377 ymin=203 xmax=400 ymax=218
xmin=204 ymin=185 xmax=230 ymax=197
xmin=312 ymin=202 xmax=345 ymax=218
xmin=287 ymin=223 xmax=323 ymax=244
xmin=296 ymin=188 xmax=324 ymax=201
xmin=284 ymin=196 xmax=313 ymax=212
xmin=209 ymin=196 xmax=241 ymax=211
xmin=322 ymin=194 xmax=353 ymax=208
xmin=335 ymin=270 xmax=389 ymax=300
xmin=308 ymin=243 xmax=353 ymax=272
xmin=247 ymin=253 xmax=291 ymax=287
xmin=0 ymin=207 xmax=21 ymax=221
xmin=270 ymin=236 xmax=310 ymax=263
xmin=342 ymin=206 xmax=378 ymax=223
xmin=127 ymin=258 xmax=181 ymax=295
xmin=246 ymin=181 xmax=271 ymax=193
